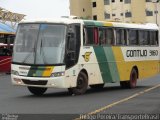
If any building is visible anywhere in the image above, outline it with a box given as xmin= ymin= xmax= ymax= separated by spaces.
xmin=70 ymin=0 xmax=160 ymax=26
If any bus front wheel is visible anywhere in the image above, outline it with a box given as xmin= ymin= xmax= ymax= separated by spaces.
xmin=68 ymin=72 xmax=88 ymax=95
xmin=28 ymin=87 xmax=47 ymax=96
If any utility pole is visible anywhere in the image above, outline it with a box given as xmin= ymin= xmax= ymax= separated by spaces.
xmin=152 ymin=0 xmax=159 ymax=25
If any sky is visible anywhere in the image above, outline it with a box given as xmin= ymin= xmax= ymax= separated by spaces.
xmin=0 ymin=0 xmax=70 ymax=19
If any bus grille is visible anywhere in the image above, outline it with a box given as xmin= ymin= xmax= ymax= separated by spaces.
xmin=22 ymin=79 xmax=48 ymax=85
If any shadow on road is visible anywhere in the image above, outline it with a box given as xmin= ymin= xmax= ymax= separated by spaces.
xmin=19 ymin=85 xmax=150 ymax=98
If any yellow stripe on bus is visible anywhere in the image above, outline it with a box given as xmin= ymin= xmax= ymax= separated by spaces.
xmin=103 ymin=22 xmax=113 ymax=27
xmin=42 ymin=66 xmax=54 ymax=77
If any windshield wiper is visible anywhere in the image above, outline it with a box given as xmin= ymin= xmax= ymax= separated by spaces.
xmin=40 ymin=39 xmax=47 ymax=64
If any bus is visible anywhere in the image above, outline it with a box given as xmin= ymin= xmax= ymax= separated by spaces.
xmin=11 ymin=18 xmax=159 ymax=95
xmin=0 ymin=33 xmax=15 ymax=73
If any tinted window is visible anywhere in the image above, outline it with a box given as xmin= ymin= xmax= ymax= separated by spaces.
xmin=99 ymin=28 xmax=106 ymax=45
xmin=0 ymin=46 xmax=11 ymax=56
xmin=116 ymin=29 xmax=127 ymax=45
xmin=150 ymin=31 xmax=158 ymax=45
xmin=85 ymin=27 xmax=94 ymax=45
xmin=106 ymin=28 xmax=115 ymax=45
xmin=139 ymin=30 xmax=149 ymax=45
xmin=129 ymin=30 xmax=138 ymax=45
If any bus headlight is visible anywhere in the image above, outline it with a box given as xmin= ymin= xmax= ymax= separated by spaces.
xmin=11 ymin=70 xmax=19 ymax=76
xmin=51 ymin=72 xmax=65 ymax=77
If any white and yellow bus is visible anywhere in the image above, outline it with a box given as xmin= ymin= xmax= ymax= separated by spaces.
xmin=11 ymin=18 xmax=159 ymax=95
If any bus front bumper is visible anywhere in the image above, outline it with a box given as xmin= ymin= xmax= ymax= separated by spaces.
xmin=11 ymin=75 xmax=70 ymax=88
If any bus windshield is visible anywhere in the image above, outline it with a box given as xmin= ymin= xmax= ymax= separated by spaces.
xmin=13 ymin=23 xmax=67 ymax=65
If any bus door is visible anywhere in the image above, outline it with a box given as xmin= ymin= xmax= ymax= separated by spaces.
xmin=66 ymin=24 xmax=81 ymax=69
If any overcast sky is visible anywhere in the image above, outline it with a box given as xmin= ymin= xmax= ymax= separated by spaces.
xmin=0 ymin=0 xmax=70 ymax=19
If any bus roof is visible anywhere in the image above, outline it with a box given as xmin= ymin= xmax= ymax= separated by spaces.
xmin=83 ymin=20 xmax=159 ymax=30
xmin=20 ymin=18 xmax=159 ymax=30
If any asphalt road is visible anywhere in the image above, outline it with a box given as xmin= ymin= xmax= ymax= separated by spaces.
xmin=0 ymin=74 xmax=160 ymax=120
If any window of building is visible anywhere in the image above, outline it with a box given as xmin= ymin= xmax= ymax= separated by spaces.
xmin=112 ymin=14 xmax=116 ymax=16
xmin=128 ymin=30 xmax=138 ymax=45
xmin=104 ymin=0 xmax=110 ymax=5
xmin=92 ymin=2 xmax=97 ymax=7
xmin=146 ymin=10 xmax=153 ymax=16
xmin=146 ymin=0 xmax=152 ymax=2
xmin=121 ymin=13 xmax=124 ymax=16
xmin=125 ymin=0 xmax=131 ymax=4
xmin=125 ymin=11 xmax=132 ymax=17
xmin=104 ymin=12 xmax=110 ymax=19
xmin=112 ymin=0 xmax=115 ymax=3
xmin=120 ymin=0 xmax=123 ymax=2
xmin=155 ymin=10 xmax=158 ymax=14
xmin=93 ymin=15 xmax=97 ymax=20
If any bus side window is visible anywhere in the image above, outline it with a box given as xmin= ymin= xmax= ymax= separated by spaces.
xmin=99 ymin=28 xmax=106 ymax=45
xmin=128 ymin=30 xmax=138 ymax=45
xmin=156 ymin=31 xmax=159 ymax=45
xmin=106 ymin=28 xmax=114 ymax=45
xmin=83 ymin=28 xmax=86 ymax=45
xmin=85 ymin=27 xmax=94 ymax=45
xmin=139 ymin=30 xmax=149 ymax=45
xmin=150 ymin=31 xmax=158 ymax=45
xmin=116 ymin=29 xmax=127 ymax=45
xmin=94 ymin=27 xmax=99 ymax=45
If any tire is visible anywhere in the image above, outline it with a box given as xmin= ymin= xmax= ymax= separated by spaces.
xmin=90 ymin=84 xmax=104 ymax=89
xmin=129 ymin=68 xmax=138 ymax=88
xmin=121 ymin=68 xmax=138 ymax=89
xmin=120 ymin=81 xmax=128 ymax=88
xmin=68 ymin=72 xmax=88 ymax=95
xmin=28 ymin=87 xmax=47 ymax=96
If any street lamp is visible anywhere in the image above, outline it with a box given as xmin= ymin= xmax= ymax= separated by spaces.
xmin=152 ymin=0 xmax=159 ymax=25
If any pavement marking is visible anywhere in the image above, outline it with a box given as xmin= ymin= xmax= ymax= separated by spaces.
xmin=75 ymin=84 xmax=160 ymax=120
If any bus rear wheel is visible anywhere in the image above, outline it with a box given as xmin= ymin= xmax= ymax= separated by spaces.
xmin=28 ymin=87 xmax=47 ymax=96
xmin=120 ymin=68 xmax=138 ymax=89
xmin=120 ymin=81 xmax=128 ymax=88
xmin=68 ymin=72 xmax=88 ymax=95
xmin=129 ymin=68 xmax=137 ymax=88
